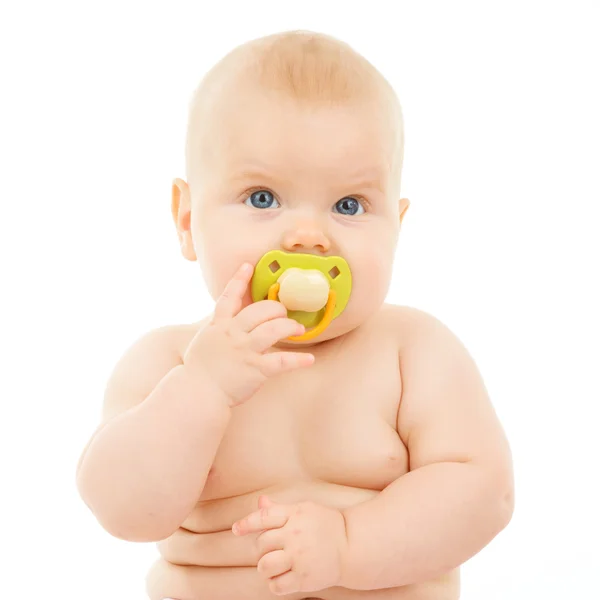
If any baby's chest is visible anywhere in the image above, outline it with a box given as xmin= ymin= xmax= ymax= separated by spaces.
xmin=204 ymin=346 xmax=408 ymax=498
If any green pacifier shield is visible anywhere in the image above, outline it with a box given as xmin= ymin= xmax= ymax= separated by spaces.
xmin=251 ymin=250 xmax=352 ymax=328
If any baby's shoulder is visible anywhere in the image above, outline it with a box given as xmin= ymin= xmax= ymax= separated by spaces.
xmin=165 ymin=319 xmax=209 ymax=360
xmin=143 ymin=316 xmax=213 ymax=359
xmin=129 ymin=320 xmax=204 ymax=361
xmin=100 ymin=319 xmax=208 ymax=422
xmin=377 ymin=303 xmax=446 ymax=348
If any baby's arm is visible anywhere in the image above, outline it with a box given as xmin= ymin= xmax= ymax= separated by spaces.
xmin=76 ymin=323 xmax=232 ymax=543
xmin=340 ymin=308 xmax=514 ymax=590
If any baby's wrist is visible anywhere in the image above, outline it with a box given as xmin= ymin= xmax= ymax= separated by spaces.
xmin=175 ymin=363 xmax=233 ymax=415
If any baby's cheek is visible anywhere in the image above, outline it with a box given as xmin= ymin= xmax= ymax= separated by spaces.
xmin=358 ymin=251 xmax=393 ymax=286
xmin=195 ymin=246 xmax=234 ymax=300
xmin=353 ymin=257 xmax=394 ymax=312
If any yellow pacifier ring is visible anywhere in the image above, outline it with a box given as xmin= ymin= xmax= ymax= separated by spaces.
xmin=268 ymin=284 xmax=337 ymax=341
xmin=251 ymin=250 xmax=352 ymax=342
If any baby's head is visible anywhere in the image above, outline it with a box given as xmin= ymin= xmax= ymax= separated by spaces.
xmin=172 ymin=30 xmax=409 ymax=347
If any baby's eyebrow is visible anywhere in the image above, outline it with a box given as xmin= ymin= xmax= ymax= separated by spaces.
xmin=338 ymin=168 xmax=387 ymax=194
xmin=346 ymin=176 xmax=385 ymax=193
xmin=229 ymin=166 xmax=282 ymax=184
xmin=229 ymin=163 xmax=387 ymax=193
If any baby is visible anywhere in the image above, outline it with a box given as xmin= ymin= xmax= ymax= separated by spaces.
xmin=76 ymin=30 xmax=514 ymax=600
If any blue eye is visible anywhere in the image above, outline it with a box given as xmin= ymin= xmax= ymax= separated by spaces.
xmin=334 ymin=197 xmax=365 ymax=216
xmin=244 ymin=190 xmax=280 ymax=210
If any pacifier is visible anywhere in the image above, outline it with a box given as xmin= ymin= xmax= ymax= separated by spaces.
xmin=251 ymin=250 xmax=352 ymax=342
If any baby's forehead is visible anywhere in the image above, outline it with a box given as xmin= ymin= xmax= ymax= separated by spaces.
xmin=219 ymin=107 xmax=392 ymax=182
xmin=205 ymin=80 xmax=394 ymax=151
xmin=186 ymin=33 xmax=403 ymax=185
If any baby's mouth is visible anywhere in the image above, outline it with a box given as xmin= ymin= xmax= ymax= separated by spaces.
xmin=250 ymin=250 xmax=352 ymax=342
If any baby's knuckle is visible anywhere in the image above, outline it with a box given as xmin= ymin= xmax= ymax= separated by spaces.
xmin=245 ymin=352 xmax=263 ymax=372
xmin=270 ymin=580 xmax=284 ymax=595
xmin=211 ymin=320 xmax=230 ymax=338
xmin=227 ymin=328 xmax=247 ymax=350
xmin=253 ymin=357 xmax=271 ymax=379
xmin=258 ymin=320 xmax=274 ymax=338
xmin=220 ymin=287 xmax=234 ymax=301
xmin=267 ymin=300 xmax=288 ymax=316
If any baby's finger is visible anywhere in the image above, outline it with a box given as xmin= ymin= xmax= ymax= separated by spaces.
xmin=234 ymin=299 xmax=289 ymax=333
xmin=258 ymin=351 xmax=315 ymax=377
xmin=247 ymin=318 xmax=305 ymax=352
xmin=257 ymin=549 xmax=292 ymax=579
xmin=213 ymin=263 xmax=254 ymax=321
xmin=232 ymin=506 xmax=289 ymax=536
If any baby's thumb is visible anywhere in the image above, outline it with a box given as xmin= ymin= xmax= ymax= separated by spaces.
xmin=258 ymin=494 xmax=275 ymax=509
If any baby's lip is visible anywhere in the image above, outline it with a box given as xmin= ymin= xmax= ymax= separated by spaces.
xmin=275 ymin=249 xmax=337 ymax=259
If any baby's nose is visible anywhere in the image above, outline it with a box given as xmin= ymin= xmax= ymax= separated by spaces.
xmin=282 ymin=227 xmax=331 ymax=253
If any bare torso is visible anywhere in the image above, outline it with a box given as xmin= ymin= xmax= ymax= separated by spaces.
xmin=145 ymin=305 xmax=460 ymax=600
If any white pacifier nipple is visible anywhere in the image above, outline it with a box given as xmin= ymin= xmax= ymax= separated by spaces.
xmin=276 ymin=268 xmax=330 ymax=312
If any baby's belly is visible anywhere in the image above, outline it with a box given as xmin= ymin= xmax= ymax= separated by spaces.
xmin=146 ymin=560 xmax=459 ymax=600
xmin=146 ymin=480 xmax=459 ymax=600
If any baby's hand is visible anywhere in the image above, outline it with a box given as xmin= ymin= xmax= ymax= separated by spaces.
xmin=232 ymin=496 xmax=349 ymax=596
xmin=183 ymin=263 xmax=315 ymax=408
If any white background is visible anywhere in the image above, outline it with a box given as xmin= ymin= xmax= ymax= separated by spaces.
xmin=1 ymin=1 xmax=599 ymax=598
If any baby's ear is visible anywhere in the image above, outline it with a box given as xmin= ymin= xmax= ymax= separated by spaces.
xmin=399 ymin=197 xmax=410 ymax=225
xmin=171 ymin=178 xmax=197 ymax=261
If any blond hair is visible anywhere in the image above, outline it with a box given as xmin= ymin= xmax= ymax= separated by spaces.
xmin=185 ymin=30 xmax=404 ymax=189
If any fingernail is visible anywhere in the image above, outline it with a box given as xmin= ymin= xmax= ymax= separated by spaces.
xmin=232 ymin=523 xmax=239 ymax=535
